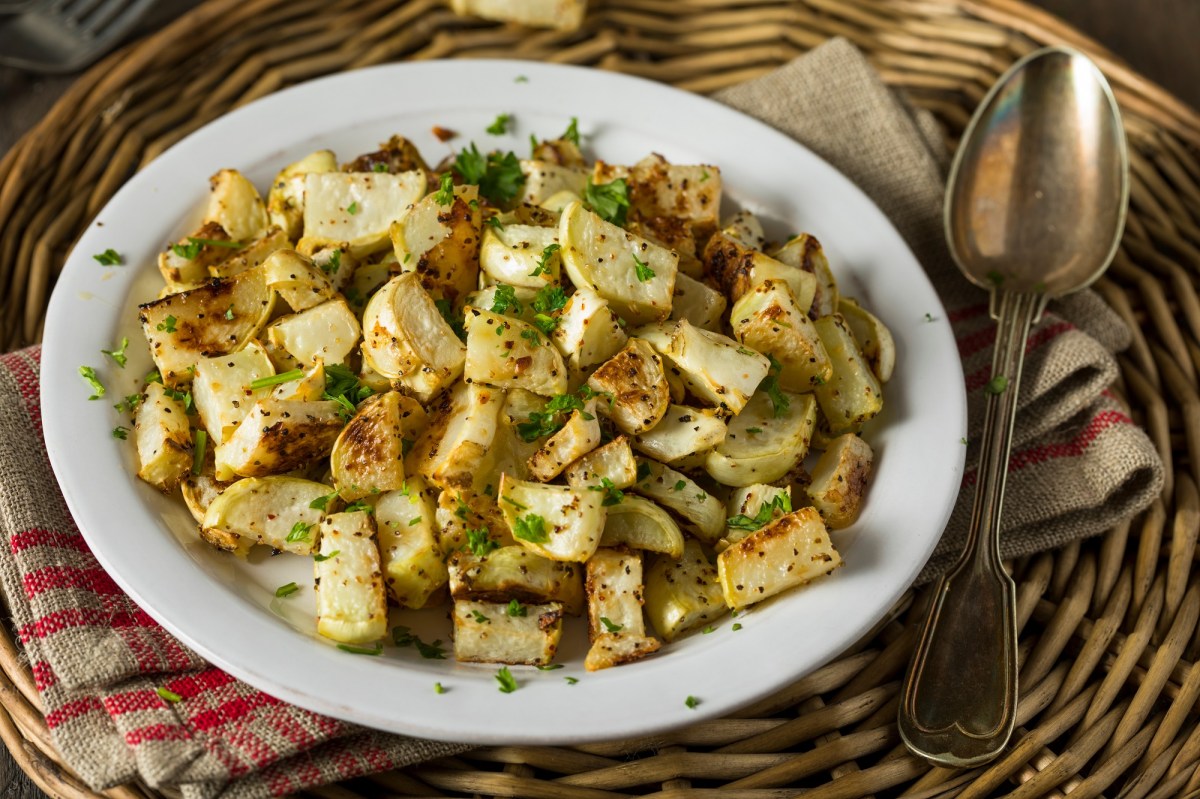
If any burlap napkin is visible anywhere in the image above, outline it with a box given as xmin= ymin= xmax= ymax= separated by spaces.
xmin=0 ymin=37 xmax=1164 ymax=799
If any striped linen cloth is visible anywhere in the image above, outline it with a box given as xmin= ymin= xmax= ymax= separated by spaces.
xmin=0 ymin=38 xmax=1162 ymax=798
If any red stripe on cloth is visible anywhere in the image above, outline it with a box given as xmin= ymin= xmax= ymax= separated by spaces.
xmin=124 ymin=723 xmax=194 ymax=746
xmin=22 ymin=564 xmax=123 ymax=600
xmin=31 ymin=661 xmax=57 ymax=692
xmin=962 ymin=409 xmax=1133 ymax=488
xmin=964 ymin=322 xmax=1074 ymax=392
xmin=10 ymin=528 xmax=89 ymax=555
xmin=175 ymin=666 xmax=237 ymax=696
xmin=104 ymin=688 xmax=171 ymax=716
xmin=2 ymin=350 xmax=44 ymax=433
xmin=18 ymin=606 xmax=159 ymax=642
xmin=189 ymin=691 xmax=284 ymax=734
xmin=45 ymin=696 xmax=106 ymax=729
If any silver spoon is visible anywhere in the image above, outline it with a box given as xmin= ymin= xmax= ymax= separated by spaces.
xmin=898 ymin=45 xmax=1128 ymax=768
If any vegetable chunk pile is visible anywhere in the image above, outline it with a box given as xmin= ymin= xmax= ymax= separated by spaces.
xmin=113 ymin=119 xmax=894 ymax=674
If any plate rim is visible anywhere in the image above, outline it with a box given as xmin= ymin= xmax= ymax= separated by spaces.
xmin=40 ymin=58 xmax=967 ymax=745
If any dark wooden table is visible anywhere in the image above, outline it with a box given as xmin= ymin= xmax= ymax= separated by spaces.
xmin=0 ymin=1 xmax=1195 ymax=796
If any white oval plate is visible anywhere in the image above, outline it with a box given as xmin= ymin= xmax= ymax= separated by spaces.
xmin=41 ymin=60 xmax=965 ymax=745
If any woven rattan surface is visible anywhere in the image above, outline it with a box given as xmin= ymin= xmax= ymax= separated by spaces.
xmin=2 ymin=0 xmax=1200 ymax=797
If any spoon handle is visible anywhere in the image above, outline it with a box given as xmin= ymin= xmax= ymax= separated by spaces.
xmin=898 ymin=289 xmax=1045 ymax=768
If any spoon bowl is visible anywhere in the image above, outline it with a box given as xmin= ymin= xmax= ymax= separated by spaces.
xmin=899 ymin=46 xmax=1128 ymax=768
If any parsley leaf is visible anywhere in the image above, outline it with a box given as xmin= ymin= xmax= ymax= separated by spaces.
xmin=321 ymin=248 xmax=343 ymax=275
xmin=346 ymin=201 xmax=359 ymax=215
xmin=599 ymin=616 xmax=623 ymax=633
xmin=314 ymin=550 xmax=340 ymax=562
xmin=726 ymin=493 xmax=792 ymax=532
xmin=224 ymin=305 xmax=235 ymax=320
xmin=392 ymin=626 xmax=448 ymax=659
xmin=561 ymin=116 xmax=580 ymax=145
xmin=588 ymin=477 xmax=624 ymax=506
xmin=758 ymin=354 xmax=790 ymax=418
xmin=323 ymin=363 xmax=374 ymax=412
xmin=565 ymin=676 xmax=579 ymax=685
xmin=434 ymin=682 xmax=445 ymax=693
xmin=520 ymin=328 xmax=543 ymax=347
xmin=93 ymin=249 xmax=122 ymax=266
xmin=343 ymin=499 xmax=374 ymax=514
xmin=172 ymin=236 xmax=243 ymax=260
xmin=286 ymin=522 xmax=313 ymax=543
xmin=466 ymin=527 xmax=499 ymax=557
xmin=515 ymin=391 xmax=594 ymax=441
xmin=275 ymin=582 xmax=300 ymax=598
xmin=672 ymin=480 xmax=686 ymax=491
xmin=114 ymin=393 xmax=142 ymax=414
xmin=584 ymin=178 xmax=630 ymax=226
xmin=434 ymin=298 xmax=467 ymax=341
xmin=470 ymin=609 xmax=490 ymax=624
xmin=249 ymin=369 xmax=304 ymax=390
xmin=434 ymin=171 xmax=455 ymax=205
xmin=529 ymin=242 xmax=560 ymax=278
xmin=496 ymin=666 xmax=518 ymax=693
xmin=532 ymin=284 xmax=567 ymax=314
xmin=309 ymin=490 xmax=339 ymax=511
xmin=191 ymin=430 xmax=207 ymax=476
xmin=490 ymin=284 xmax=522 ymax=315
xmin=685 ymin=695 xmax=699 ymax=709
xmin=513 ymin=513 xmax=549 ymax=543
xmin=632 ymin=251 xmax=655 ymax=282
xmin=452 ymin=143 xmax=525 ymax=205
xmin=101 ymin=337 xmax=129 ymax=368
xmin=78 ymin=366 xmax=105 ymax=400
xmin=156 ymin=687 xmax=182 ymax=703
xmin=112 ymin=426 xmax=128 ymax=440
xmin=507 ymin=599 xmax=526 ymax=617
xmin=156 ymin=315 xmax=177 ymax=333
xmin=486 ymin=113 xmax=511 ymax=135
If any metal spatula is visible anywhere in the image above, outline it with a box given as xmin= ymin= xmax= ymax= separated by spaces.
xmin=0 ymin=0 xmax=159 ymax=74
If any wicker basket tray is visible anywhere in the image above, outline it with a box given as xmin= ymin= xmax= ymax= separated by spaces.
xmin=2 ymin=1 xmax=1199 ymax=797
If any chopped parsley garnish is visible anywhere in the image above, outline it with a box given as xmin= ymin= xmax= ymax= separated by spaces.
xmin=78 ymin=366 xmax=105 ymax=400
xmin=274 ymin=582 xmax=300 ymax=598
xmin=392 ymin=626 xmax=448 ymax=659
xmin=632 ymin=251 xmax=655 ymax=282
xmin=486 ymin=113 xmax=511 ymax=135
xmin=584 ymin=178 xmax=630 ymax=226
xmin=961 ymin=437 xmax=969 ymax=445
xmin=636 ymin=461 xmax=651 ymax=482
xmin=434 ymin=298 xmax=467 ymax=341
xmin=455 ymin=497 xmax=471 ymax=519
xmin=114 ymin=393 xmax=142 ymax=414
xmin=529 ymin=242 xmax=560 ymax=278
xmin=532 ymin=313 xmax=558 ymax=336
xmin=515 ymin=75 xmax=529 ymax=83
xmin=672 ymin=480 xmax=686 ymax=491
xmin=156 ymin=687 xmax=182 ymax=703
xmin=700 ymin=170 xmax=711 ymax=182
xmin=101 ymin=337 xmax=129 ymax=368
xmin=452 ymin=142 xmax=525 ymax=205
xmin=287 ymin=522 xmax=313 ymax=543
xmin=923 ymin=312 xmax=935 ymax=322
xmin=309 ymin=491 xmax=339 ymax=511
xmin=599 ymin=616 xmax=623 ymax=633
xmin=343 ymin=499 xmax=374 ymax=514
xmin=171 ymin=237 xmax=242 ymax=259
xmin=727 ymin=493 xmax=792 ymax=532
xmin=520 ymin=328 xmax=544 ymax=347
xmin=409 ymin=516 xmax=422 ymax=526
xmin=565 ymin=676 xmax=579 ymax=685
xmin=746 ymin=427 xmax=764 ymax=434
xmin=561 ymin=116 xmax=580 ymax=145
xmin=490 ymin=284 xmax=522 ymax=315
xmin=537 ymin=663 xmax=562 ymax=671
xmin=588 ymin=477 xmax=624 ymax=506
xmin=346 ymin=201 xmax=359 ymax=215
xmin=156 ymin=315 xmax=177 ymax=333
xmin=685 ymin=695 xmax=699 ymax=709
xmin=402 ymin=437 xmax=415 ymax=457
xmin=224 ymin=305 xmax=235 ymax=320
xmin=513 ymin=513 xmax=549 ymax=543
xmin=985 ymin=375 xmax=1009 ymax=395
xmin=470 ymin=610 xmax=490 ymax=624
xmin=434 ymin=171 xmax=455 ymax=205
xmin=93 ymin=249 xmax=122 ymax=266
xmin=145 ymin=370 xmax=163 ymax=384
xmin=702 ymin=625 xmax=716 ymax=634
xmin=191 ymin=430 xmax=207 ymax=475
xmin=507 ymin=599 xmax=526 ymax=617
xmin=495 ymin=666 xmax=518 ymax=693
xmin=337 ymin=642 xmax=383 ymax=655
xmin=758 ymin=354 xmax=790 ymax=418
xmin=434 ymin=682 xmax=445 ymax=694
xmin=249 ymin=369 xmax=304 ymax=390
xmin=314 ymin=550 xmax=340 ymax=562
xmin=532 ymin=284 xmax=567 ymax=314
xmin=323 ymin=363 xmax=375 ymax=411
xmin=163 ymin=386 xmax=194 ymax=414
xmin=112 ymin=426 xmax=128 ymax=440
xmin=515 ymin=391 xmax=594 ymax=441
xmin=373 ymin=162 xmax=389 ymax=173
xmin=486 ymin=215 xmax=505 ymax=230
xmin=466 ymin=527 xmax=499 ymax=557
xmin=321 ymin=248 xmax=343 ymax=275
xmin=732 ymin=623 xmax=743 ymax=631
